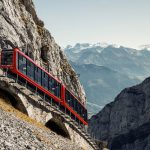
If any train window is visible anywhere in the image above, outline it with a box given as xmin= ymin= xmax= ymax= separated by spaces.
xmin=18 ymin=53 xmax=26 ymax=75
xmin=67 ymin=91 xmax=70 ymax=104
xmin=55 ymin=82 xmax=61 ymax=98
xmin=27 ymin=60 xmax=34 ymax=80
xmin=65 ymin=91 xmax=69 ymax=104
xmin=65 ymin=90 xmax=76 ymax=109
xmin=78 ymin=103 xmax=82 ymax=117
xmin=42 ymin=71 xmax=48 ymax=90
xmin=48 ymin=77 xmax=54 ymax=94
xmin=85 ymin=109 xmax=88 ymax=121
xmin=78 ymin=103 xmax=81 ymax=115
xmin=65 ymin=90 xmax=71 ymax=105
xmin=65 ymin=89 xmax=88 ymax=121
xmin=1 ymin=50 xmax=13 ymax=65
xmin=83 ymin=109 xmax=87 ymax=121
xmin=73 ymin=99 xmax=76 ymax=110
xmin=34 ymin=66 xmax=41 ymax=85
xmin=78 ymin=104 xmax=81 ymax=116
xmin=70 ymin=95 xmax=74 ymax=108
xmin=75 ymin=100 xmax=78 ymax=113
xmin=77 ymin=101 xmax=80 ymax=114
xmin=48 ymin=76 xmax=61 ymax=98
xmin=81 ymin=107 xmax=85 ymax=118
xmin=80 ymin=106 xmax=83 ymax=117
xmin=68 ymin=92 xmax=71 ymax=104
xmin=74 ymin=100 xmax=82 ymax=117
xmin=68 ymin=94 xmax=71 ymax=106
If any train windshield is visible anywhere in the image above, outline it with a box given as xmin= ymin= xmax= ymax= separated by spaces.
xmin=1 ymin=50 xmax=14 ymax=65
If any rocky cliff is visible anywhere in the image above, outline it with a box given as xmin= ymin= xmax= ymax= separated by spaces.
xmin=88 ymin=77 xmax=150 ymax=150
xmin=0 ymin=0 xmax=85 ymax=104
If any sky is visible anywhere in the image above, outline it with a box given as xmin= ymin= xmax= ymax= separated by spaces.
xmin=33 ymin=0 xmax=150 ymax=49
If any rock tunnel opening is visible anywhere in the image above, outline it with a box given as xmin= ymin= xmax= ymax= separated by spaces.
xmin=0 ymin=88 xmax=28 ymax=115
xmin=46 ymin=118 xmax=70 ymax=139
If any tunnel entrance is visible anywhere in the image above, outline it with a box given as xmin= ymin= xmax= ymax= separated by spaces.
xmin=46 ymin=118 xmax=70 ymax=139
xmin=0 ymin=88 xmax=28 ymax=115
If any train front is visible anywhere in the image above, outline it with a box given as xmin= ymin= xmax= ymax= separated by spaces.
xmin=0 ymin=48 xmax=16 ymax=69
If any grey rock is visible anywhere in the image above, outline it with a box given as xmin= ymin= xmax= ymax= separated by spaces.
xmin=0 ymin=108 xmax=84 ymax=150
xmin=88 ymin=77 xmax=150 ymax=150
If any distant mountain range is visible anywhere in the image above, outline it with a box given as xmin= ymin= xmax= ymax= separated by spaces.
xmin=64 ymin=43 xmax=150 ymax=115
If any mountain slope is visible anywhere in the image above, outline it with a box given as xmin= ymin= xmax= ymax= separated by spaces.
xmin=88 ymin=77 xmax=150 ymax=150
xmin=65 ymin=43 xmax=150 ymax=114
xmin=71 ymin=62 xmax=139 ymax=114
xmin=65 ymin=43 xmax=150 ymax=79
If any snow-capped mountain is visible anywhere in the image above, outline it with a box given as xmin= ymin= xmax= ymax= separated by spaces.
xmin=139 ymin=44 xmax=150 ymax=51
xmin=65 ymin=43 xmax=150 ymax=79
xmin=64 ymin=43 xmax=150 ymax=114
xmin=66 ymin=42 xmax=108 ymax=50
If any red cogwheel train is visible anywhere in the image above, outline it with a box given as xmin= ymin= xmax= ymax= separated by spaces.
xmin=0 ymin=48 xmax=88 ymax=125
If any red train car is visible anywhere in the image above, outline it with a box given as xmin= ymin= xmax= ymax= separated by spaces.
xmin=0 ymin=48 xmax=88 ymax=125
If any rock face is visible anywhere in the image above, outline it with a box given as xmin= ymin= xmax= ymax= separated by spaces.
xmin=0 ymin=0 xmax=86 ymax=104
xmin=88 ymin=77 xmax=150 ymax=150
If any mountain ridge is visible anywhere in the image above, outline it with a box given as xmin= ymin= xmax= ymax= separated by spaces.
xmin=88 ymin=77 xmax=150 ymax=150
xmin=65 ymin=43 xmax=150 ymax=114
